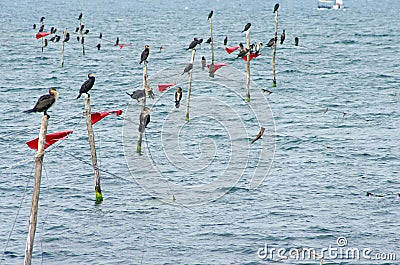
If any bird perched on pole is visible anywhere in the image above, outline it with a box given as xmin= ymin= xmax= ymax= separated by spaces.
xmin=242 ymin=23 xmax=251 ymax=33
xmin=224 ymin=36 xmax=228 ymax=46
xmin=76 ymin=73 xmax=95 ymax=99
xmin=175 ymin=87 xmax=183 ymax=108
xmin=273 ymin=3 xmax=279 ymax=13
xmin=266 ymin=37 xmax=276 ymax=47
xmin=187 ymin=37 xmax=199 ymax=50
xmin=208 ymin=10 xmax=213 ymax=20
xmin=24 ymin=88 xmax=59 ymax=118
xmin=182 ymin=63 xmax=193 ymax=75
xmin=78 ymin=12 xmax=83 ymax=20
xmin=64 ymin=32 xmax=70 ymax=42
xmin=139 ymin=45 xmax=150 ymax=64
xmin=280 ymin=29 xmax=285 ymax=44
xmin=138 ymin=107 xmax=151 ymax=132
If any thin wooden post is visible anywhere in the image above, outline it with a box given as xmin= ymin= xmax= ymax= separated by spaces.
xmin=245 ymin=30 xmax=251 ymax=102
xmin=137 ymin=62 xmax=148 ymax=153
xmin=272 ymin=9 xmax=279 ymax=87
xmin=61 ymin=29 xmax=66 ymax=67
xmin=84 ymin=94 xmax=102 ymax=203
xmin=79 ymin=17 xmax=85 ymax=55
xmin=209 ymin=16 xmax=215 ymax=77
xmin=185 ymin=49 xmax=196 ymax=122
xmin=24 ymin=115 xmax=48 ymax=265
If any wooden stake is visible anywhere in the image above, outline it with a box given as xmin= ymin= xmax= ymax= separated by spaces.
xmin=24 ymin=115 xmax=48 ymax=265
xmin=185 ymin=49 xmax=196 ymax=122
xmin=245 ymin=30 xmax=251 ymax=102
xmin=137 ymin=62 xmax=148 ymax=153
xmin=84 ymin=94 xmax=102 ymax=203
xmin=272 ymin=9 xmax=278 ymax=87
xmin=209 ymin=16 xmax=215 ymax=77
xmin=79 ymin=19 xmax=85 ymax=55
xmin=61 ymin=29 xmax=66 ymax=67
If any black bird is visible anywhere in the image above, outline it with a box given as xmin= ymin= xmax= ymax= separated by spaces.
xmin=75 ymin=27 xmax=79 ymax=33
xmin=77 ymin=36 xmax=80 ymax=42
xmin=187 ymin=37 xmax=199 ymax=50
xmin=280 ymin=29 xmax=285 ymax=44
xmin=127 ymin=89 xmax=145 ymax=102
xmin=80 ymin=24 xmax=84 ymax=31
xmin=224 ymin=36 xmax=228 ymax=46
xmin=201 ymin=56 xmax=206 ymax=70
xmin=33 ymin=24 xmax=36 ymax=29
xmin=239 ymin=42 xmax=244 ymax=49
xmin=78 ymin=12 xmax=83 ymax=20
xmin=182 ymin=63 xmax=193 ymax=75
xmin=266 ymin=37 xmax=276 ymax=47
xmin=81 ymin=36 xmax=85 ymax=44
xmin=39 ymin=25 xmax=44 ymax=32
xmin=49 ymin=36 xmax=56 ymax=42
xmin=237 ymin=48 xmax=250 ymax=58
xmin=76 ymin=73 xmax=95 ymax=99
xmin=175 ymin=87 xmax=183 ymax=108
xmin=24 ymin=88 xmax=58 ymax=117
xmin=40 ymin=17 xmax=45 ymax=23
xmin=55 ymin=35 xmax=61 ymax=42
xmin=208 ymin=10 xmax=213 ymax=20
xmin=197 ymin=38 xmax=203 ymax=45
xmin=205 ymin=37 xmax=212 ymax=44
xmin=115 ymin=37 xmax=119 ymax=46
xmin=64 ymin=32 xmax=70 ymax=42
xmin=294 ymin=37 xmax=299 ymax=46
xmin=99 ymin=32 xmax=102 ymax=39
xmin=273 ymin=3 xmax=279 ymax=13
xmin=139 ymin=45 xmax=150 ymax=64
xmin=96 ymin=43 xmax=101 ymax=50
xmin=84 ymin=29 xmax=89 ymax=34
xmin=138 ymin=107 xmax=151 ymax=132
xmin=50 ymin=27 xmax=55 ymax=34
xmin=44 ymin=39 xmax=48 ymax=47
xmin=242 ymin=23 xmax=251 ymax=33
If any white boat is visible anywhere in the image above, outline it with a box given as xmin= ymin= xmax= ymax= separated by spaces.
xmin=318 ymin=0 xmax=344 ymax=9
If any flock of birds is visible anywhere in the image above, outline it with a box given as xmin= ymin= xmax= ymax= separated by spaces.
xmin=26 ymin=4 xmax=299 ymax=142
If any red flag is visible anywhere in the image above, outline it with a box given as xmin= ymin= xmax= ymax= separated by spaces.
xmin=118 ymin=43 xmax=131 ymax=49
xmin=207 ymin=63 xmax=227 ymax=75
xmin=26 ymin=130 xmax=73 ymax=150
xmin=36 ymin=32 xmax=51 ymax=39
xmin=158 ymin=83 xmax=176 ymax=92
xmin=91 ymin=110 xmax=123 ymax=125
xmin=242 ymin=53 xmax=260 ymax=61
xmin=225 ymin=46 xmax=239 ymax=54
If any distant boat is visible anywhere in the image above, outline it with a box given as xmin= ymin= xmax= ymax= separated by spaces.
xmin=318 ymin=0 xmax=344 ymax=9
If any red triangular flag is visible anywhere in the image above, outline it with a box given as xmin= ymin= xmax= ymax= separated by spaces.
xmin=158 ymin=83 xmax=176 ymax=92
xmin=207 ymin=63 xmax=227 ymax=75
xmin=36 ymin=32 xmax=51 ymax=39
xmin=91 ymin=110 xmax=123 ymax=125
xmin=225 ymin=46 xmax=239 ymax=54
xmin=119 ymin=43 xmax=131 ymax=49
xmin=242 ymin=53 xmax=260 ymax=61
xmin=26 ymin=130 xmax=73 ymax=150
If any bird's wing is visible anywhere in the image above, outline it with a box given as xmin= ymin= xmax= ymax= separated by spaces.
xmin=33 ymin=95 xmax=55 ymax=111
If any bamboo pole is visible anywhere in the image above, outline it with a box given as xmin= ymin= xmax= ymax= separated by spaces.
xmin=185 ymin=49 xmax=196 ymax=122
xmin=245 ymin=30 xmax=251 ymax=102
xmin=79 ymin=18 xmax=85 ymax=55
xmin=61 ymin=29 xmax=66 ymax=67
xmin=84 ymin=94 xmax=102 ymax=203
xmin=209 ymin=16 xmax=215 ymax=77
xmin=24 ymin=115 xmax=48 ymax=265
xmin=137 ymin=62 xmax=148 ymax=153
xmin=272 ymin=9 xmax=278 ymax=87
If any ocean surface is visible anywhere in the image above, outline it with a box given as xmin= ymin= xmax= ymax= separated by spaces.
xmin=1 ymin=0 xmax=399 ymax=264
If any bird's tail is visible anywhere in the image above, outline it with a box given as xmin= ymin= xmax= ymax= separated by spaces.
xmin=175 ymin=101 xmax=180 ymax=108
xmin=76 ymin=93 xmax=81 ymax=99
xmin=126 ymin=92 xmax=133 ymax=98
xmin=23 ymin=109 xmax=35 ymax=113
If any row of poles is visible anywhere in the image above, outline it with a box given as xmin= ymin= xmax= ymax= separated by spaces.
xmin=24 ymin=5 xmax=281 ymax=264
